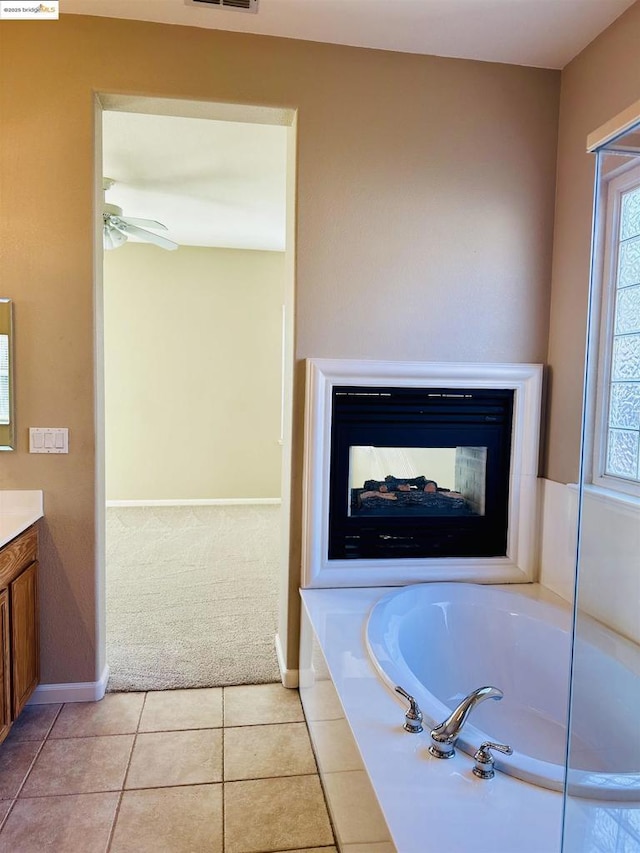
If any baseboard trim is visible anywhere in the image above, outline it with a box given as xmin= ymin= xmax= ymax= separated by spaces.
xmin=106 ymin=498 xmax=282 ymax=507
xmin=275 ymin=633 xmax=299 ymax=689
xmin=28 ymin=665 xmax=110 ymax=705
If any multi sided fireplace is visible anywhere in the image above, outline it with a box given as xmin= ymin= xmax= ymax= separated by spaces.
xmin=328 ymin=386 xmax=514 ymax=559
xmin=302 ymin=359 xmax=543 ymax=588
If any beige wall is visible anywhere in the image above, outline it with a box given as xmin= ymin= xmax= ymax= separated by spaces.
xmin=0 ymin=15 xmax=559 ymax=683
xmin=546 ymin=0 xmax=640 ymax=484
xmin=104 ymin=244 xmax=284 ymax=502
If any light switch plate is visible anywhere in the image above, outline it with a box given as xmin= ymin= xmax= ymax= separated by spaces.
xmin=29 ymin=428 xmax=69 ymax=453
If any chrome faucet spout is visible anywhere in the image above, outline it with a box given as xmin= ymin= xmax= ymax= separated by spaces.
xmin=429 ymin=686 xmax=503 ymax=759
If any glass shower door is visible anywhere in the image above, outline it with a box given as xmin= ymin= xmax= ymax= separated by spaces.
xmin=562 ymin=120 xmax=640 ymax=852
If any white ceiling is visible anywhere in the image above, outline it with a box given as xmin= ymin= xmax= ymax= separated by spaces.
xmin=103 ymin=112 xmax=288 ymax=251
xmin=94 ymin=0 xmax=635 ymax=252
xmin=66 ymin=0 xmax=636 ymax=70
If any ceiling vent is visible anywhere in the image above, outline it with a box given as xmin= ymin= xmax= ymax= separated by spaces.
xmin=185 ymin=0 xmax=258 ymax=12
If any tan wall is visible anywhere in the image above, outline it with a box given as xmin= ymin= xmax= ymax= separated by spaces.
xmin=0 ymin=15 xmax=559 ymax=683
xmin=546 ymin=0 xmax=640 ymax=484
xmin=104 ymin=244 xmax=284 ymax=502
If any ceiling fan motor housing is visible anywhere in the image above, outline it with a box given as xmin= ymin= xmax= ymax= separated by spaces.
xmin=104 ymin=202 xmax=123 ymax=218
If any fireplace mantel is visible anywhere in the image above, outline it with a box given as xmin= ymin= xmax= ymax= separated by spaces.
xmin=301 ymin=359 xmax=543 ymax=588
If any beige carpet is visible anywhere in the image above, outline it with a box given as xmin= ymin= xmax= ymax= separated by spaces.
xmin=106 ymin=504 xmax=281 ymax=691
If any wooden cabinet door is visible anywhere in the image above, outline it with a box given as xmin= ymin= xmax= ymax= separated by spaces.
xmin=11 ymin=561 xmax=39 ymax=719
xmin=0 ymin=589 xmax=11 ymax=743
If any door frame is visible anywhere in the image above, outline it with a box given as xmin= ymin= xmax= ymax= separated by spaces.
xmin=94 ymin=93 xmax=298 ymax=691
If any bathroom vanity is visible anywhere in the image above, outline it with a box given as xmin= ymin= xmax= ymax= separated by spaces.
xmin=0 ymin=492 xmax=43 ymax=744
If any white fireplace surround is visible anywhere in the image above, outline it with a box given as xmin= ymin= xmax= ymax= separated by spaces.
xmin=302 ymin=359 xmax=543 ymax=588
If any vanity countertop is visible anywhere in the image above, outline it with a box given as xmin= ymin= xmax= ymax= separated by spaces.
xmin=0 ymin=490 xmax=44 ymax=548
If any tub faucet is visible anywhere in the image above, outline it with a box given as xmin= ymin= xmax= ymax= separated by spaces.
xmin=429 ymin=686 xmax=503 ymax=759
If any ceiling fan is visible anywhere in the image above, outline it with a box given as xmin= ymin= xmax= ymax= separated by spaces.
xmin=102 ymin=178 xmax=179 ymax=251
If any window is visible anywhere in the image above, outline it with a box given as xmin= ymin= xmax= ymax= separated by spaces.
xmin=592 ymin=161 xmax=640 ymax=494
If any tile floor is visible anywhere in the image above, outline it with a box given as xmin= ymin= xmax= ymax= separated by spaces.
xmin=0 ymin=684 xmax=337 ymax=853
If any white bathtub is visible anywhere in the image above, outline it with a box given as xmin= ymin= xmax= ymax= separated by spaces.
xmin=366 ymin=582 xmax=640 ymax=800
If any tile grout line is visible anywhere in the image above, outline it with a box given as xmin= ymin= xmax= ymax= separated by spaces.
xmin=105 ymin=691 xmax=148 ymax=852
xmin=13 ymin=770 xmax=320 ymax=801
xmin=222 ymin=686 xmax=226 ymax=853
xmin=4 ymin=781 xmax=238 ymax=805
xmin=0 ymin=801 xmax=13 ymax=837
xmin=123 ymin=691 xmax=148 ymax=788
xmin=104 ymin=785 xmax=125 ymax=849
xmin=223 ymin=720 xmax=307 ymax=733
xmin=0 ymin=703 xmax=65 ymax=834
xmin=253 ymin=846 xmax=336 ymax=853
xmin=16 ymin=703 xmax=64 ymax=796
xmin=46 ymin=731 xmax=174 ymax=740
xmin=300 ymin=700 xmax=339 ymax=849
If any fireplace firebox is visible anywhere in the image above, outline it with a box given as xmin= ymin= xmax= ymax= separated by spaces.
xmin=329 ymin=386 xmax=514 ymax=559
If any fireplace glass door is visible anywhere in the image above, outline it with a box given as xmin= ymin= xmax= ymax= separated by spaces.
xmin=348 ymin=445 xmax=487 ymax=517
xmin=329 ymin=387 xmax=513 ymax=559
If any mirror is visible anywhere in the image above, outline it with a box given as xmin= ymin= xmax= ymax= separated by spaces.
xmin=0 ymin=298 xmax=14 ymax=451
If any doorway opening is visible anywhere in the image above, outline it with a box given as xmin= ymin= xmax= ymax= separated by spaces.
xmin=95 ymin=96 xmax=297 ymax=691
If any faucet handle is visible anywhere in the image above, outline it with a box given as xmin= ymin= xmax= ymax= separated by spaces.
xmin=395 ymin=686 xmax=423 ymax=733
xmin=472 ymin=741 xmax=513 ymax=779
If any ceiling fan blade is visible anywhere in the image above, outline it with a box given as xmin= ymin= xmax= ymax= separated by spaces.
xmin=122 ymin=217 xmax=168 ymax=231
xmin=117 ymin=221 xmax=179 ymax=251
xmin=103 ymin=223 xmax=127 ymax=250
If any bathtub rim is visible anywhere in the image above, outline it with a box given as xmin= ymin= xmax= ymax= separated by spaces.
xmin=300 ymin=583 xmax=566 ymax=853
xmin=365 ymin=582 xmax=640 ymax=801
